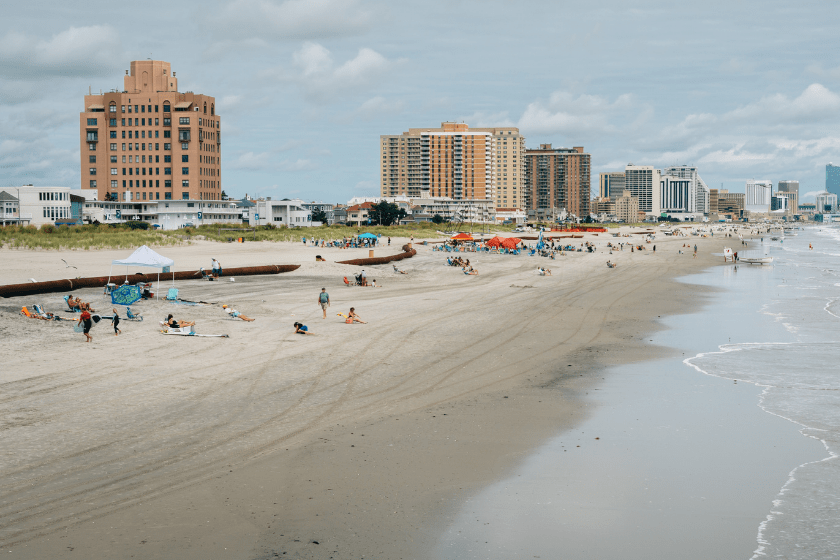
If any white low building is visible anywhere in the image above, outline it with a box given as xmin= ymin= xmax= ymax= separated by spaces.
xmin=410 ymin=195 xmax=496 ymax=223
xmin=81 ymin=199 xmax=244 ymax=229
xmin=0 ymin=185 xmax=73 ymax=226
xmin=248 ymin=198 xmax=319 ymax=227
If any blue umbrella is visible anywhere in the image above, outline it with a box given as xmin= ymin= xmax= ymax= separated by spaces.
xmin=111 ymin=284 xmax=142 ymax=306
xmin=358 ymin=232 xmax=378 ymax=239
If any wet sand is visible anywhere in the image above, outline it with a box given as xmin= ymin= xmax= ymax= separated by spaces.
xmin=0 ymin=229 xmax=732 ymax=559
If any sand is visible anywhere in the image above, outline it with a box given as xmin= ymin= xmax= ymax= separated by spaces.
xmin=0 ymin=227 xmax=736 ymax=559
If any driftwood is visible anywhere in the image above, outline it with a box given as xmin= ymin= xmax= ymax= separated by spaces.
xmin=336 ymin=245 xmax=417 ymax=266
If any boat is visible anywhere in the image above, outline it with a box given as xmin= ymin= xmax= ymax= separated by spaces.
xmin=740 ymin=256 xmax=774 ymax=265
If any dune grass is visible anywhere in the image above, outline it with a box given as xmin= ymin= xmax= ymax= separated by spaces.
xmin=0 ymin=224 xmax=185 ymax=250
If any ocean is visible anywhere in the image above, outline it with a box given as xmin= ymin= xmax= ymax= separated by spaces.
xmin=436 ymin=225 xmax=837 ymax=559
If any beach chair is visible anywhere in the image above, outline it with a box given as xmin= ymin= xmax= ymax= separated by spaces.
xmin=20 ymin=306 xmax=34 ymax=318
xmin=126 ymin=307 xmax=143 ymax=321
xmin=343 ymin=276 xmax=356 ymax=287
xmin=166 ymin=288 xmax=179 ymax=301
xmin=64 ymin=295 xmax=80 ymax=311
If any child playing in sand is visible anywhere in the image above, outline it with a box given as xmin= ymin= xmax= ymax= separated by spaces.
xmin=294 ymin=322 xmax=312 ymax=335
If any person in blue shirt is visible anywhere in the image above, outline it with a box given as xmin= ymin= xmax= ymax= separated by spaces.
xmin=294 ymin=322 xmax=312 ymax=335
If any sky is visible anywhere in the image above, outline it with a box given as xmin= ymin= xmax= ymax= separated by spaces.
xmin=2 ymin=0 xmax=840 ymax=202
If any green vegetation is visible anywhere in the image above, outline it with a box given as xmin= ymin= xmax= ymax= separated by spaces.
xmin=0 ymin=223 xmax=186 ymax=250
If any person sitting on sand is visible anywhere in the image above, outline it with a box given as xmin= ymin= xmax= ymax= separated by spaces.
xmin=67 ymin=295 xmax=80 ymax=311
xmin=347 ymin=307 xmax=366 ymax=324
xmin=79 ymin=300 xmax=95 ymax=312
xmin=294 ymin=322 xmax=312 ymax=335
xmin=222 ymin=305 xmax=255 ymax=321
xmin=166 ymin=314 xmax=195 ymax=329
xmin=393 ymin=265 xmax=407 ymax=274
xmin=371 ymin=279 xmax=380 ymax=287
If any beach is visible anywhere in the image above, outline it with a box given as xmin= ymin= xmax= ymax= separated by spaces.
xmin=1 ymin=228 xmax=736 ymax=559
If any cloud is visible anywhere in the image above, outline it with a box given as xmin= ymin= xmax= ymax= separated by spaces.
xmin=0 ymin=26 xmax=123 ymax=80
xmin=268 ymin=42 xmax=403 ymax=103
xmin=518 ymin=91 xmax=635 ymax=136
xmin=459 ymin=111 xmax=515 ymax=128
xmin=346 ymin=96 xmax=404 ymax=122
xmin=229 ymin=151 xmax=314 ymax=172
xmin=725 ymin=83 xmax=840 ymax=125
xmin=212 ymin=0 xmax=374 ymax=41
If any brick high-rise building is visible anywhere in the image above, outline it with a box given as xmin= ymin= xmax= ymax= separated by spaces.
xmin=380 ymin=122 xmax=525 ymax=210
xmin=523 ymin=144 xmax=591 ymax=218
xmin=80 ymin=60 xmax=221 ymax=202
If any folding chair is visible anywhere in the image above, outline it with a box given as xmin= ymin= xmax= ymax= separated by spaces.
xmin=166 ymin=288 xmax=179 ymax=301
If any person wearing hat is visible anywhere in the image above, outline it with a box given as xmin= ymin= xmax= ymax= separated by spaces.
xmin=222 ymin=305 xmax=255 ymax=321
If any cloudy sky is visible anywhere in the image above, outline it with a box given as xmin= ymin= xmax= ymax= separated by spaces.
xmin=2 ymin=0 xmax=839 ymax=201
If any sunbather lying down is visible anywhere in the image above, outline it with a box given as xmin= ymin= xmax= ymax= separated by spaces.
xmin=222 ymin=305 xmax=255 ymax=321
xmin=166 ymin=314 xmax=195 ymax=328
xmin=393 ymin=265 xmax=407 ymax=274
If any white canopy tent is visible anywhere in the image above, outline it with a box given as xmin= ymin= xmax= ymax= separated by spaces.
xmin=109 ymin=245 xmax=175 ymax=299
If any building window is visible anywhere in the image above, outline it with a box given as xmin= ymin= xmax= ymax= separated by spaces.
xmin=179 ymin=117 xmax=190 ymax=125
xmin=181 ymin=143 xmax=189 ymax=150
xmin=128 ymin=105 xmax=132 ymax=113
xmin=182 ymin=155 xmax=189 ymax=162
xmin=165 ymin=192 xmax=172 ymax=200
xmin=181 ymin=167 xmax=189 ymax=175
xmin=110 ymin=155 xmax=117 ymax=163
xmin=89 ymin=167 xmax=97 ymax=175
xmin=155 ymin=105 xmax=158 ymax=113
xmin=163 ymin=118 xmax=171 ymax=126
xmin=87 ymin=118 xmax=97 ymax=125
xmin=110 ymin=131 xmax=117 ymax=139
xmin=178 ymin=131 xmax=190 ymax=142
xmin=89 ymin=155 xmax=96 ymax=163
xmin=164 ymin=155 xmax=171 ymax=163
xmin=121 ymin=143 xmax=126 ymax=151
xmin=86 ymin=131 xmax=98 ymax=141
xmin=90 ymin=180 xmax=97 ymax=188
xmin=165 ymin=180 xmax=172 ymax=188
xmin=155 ymin=143 xmax=160 ymax=150
xmin=163 ymin=130 xmax=171 ymax=138
xmin=164 ymin=168 xmax=171 ymax=175
xmin=155 ymin=130 xmax=159 ymax=138
xmin=111 ymin=168 xmax=117 ymax=175
xmin=164 ymin=143 xmax=171 ymax=150
xmin=154 ymin=118 xmax=159 ymax=126
xmin=182 ymin=192 xmax=189 ymax=199
xmin=163 ymin=104 xmax=170 ymax=113
xmin=182 ymin=180 xmax=189 ymax=187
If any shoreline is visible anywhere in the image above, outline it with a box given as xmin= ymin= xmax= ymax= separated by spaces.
xmin=0 ymin=230 xmax=735 ymax=559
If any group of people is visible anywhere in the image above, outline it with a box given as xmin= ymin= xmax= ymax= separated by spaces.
xmin=446 ymin=256 xmax=479 ymax=275
xmin=66 ymin=295 xmax=94 ymax=313
xmin=291 ymin=288 xmax=367 ymax=335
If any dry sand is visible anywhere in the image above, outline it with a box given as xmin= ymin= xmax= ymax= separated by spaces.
xmin=0 ymin=228 xmax=736 ymax=559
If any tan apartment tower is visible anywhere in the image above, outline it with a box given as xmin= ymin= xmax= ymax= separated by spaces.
xmin=380 ymin=122 xmax=525 ymax=210
xmin=80 ymin=60 xmax=221 ymax=202
xmin=523 ymin=144 xmax=591 ymax=218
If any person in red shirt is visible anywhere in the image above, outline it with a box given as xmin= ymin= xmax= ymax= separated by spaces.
xmin=78 ymin=310 xmax=93 ymax=343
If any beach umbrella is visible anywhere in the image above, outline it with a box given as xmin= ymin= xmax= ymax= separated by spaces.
xmin=358 ymin=232 xmax=378 ymax=239
xmin=451 ymin=232 xmax=473 ymax=241
xmin=485 ymin=236 xmax=503 ymax=248
xmin=111 ymin=284 xmax=142 ymax=306
xmin=500 ymin=237 xmax=521 ymax=249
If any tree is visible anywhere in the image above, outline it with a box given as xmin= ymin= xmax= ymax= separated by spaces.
xmin=368 ymin=201 xmax=407 ymax=226
xmin=221 ymin=190 xmax=229 ymax=200
xmin=311 ymin=209 xmax=328 ymax=223
xmin=431 ymin=214 xmax=445 ymax=224
xmin=584 ymin=215 xmax=594 ymax=223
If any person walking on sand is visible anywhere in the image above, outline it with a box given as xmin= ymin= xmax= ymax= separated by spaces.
xmin=112 ymin=308 xmax=121 ymax=336
xmin=79 ymin=309 xmax=93 ymax=343
xmin=388 ymin=237 xmax=391 ymax=246
xmin=347 ymin=307 xmax=366 ymax=324
xmin=319 ymin=287 xmax=330 ymax=319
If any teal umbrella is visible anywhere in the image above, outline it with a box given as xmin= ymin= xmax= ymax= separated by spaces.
xmin=358 ymin=232 xmax=377 ymax=239
xmin=111 ymin=284 xmax=142 ymax=306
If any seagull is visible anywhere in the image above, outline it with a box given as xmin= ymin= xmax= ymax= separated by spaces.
xmin=61 ymin=259 xmax=77 ymax=269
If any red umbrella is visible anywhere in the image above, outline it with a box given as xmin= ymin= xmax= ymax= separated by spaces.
xmin=451 ymin=232 xmax=474 ymax=241
xmin=485 ymin=236 xmax=503 ymax=248
xmin=500 ymin=237 xmax=521 ymax=249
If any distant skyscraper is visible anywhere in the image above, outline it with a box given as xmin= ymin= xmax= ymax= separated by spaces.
xmin=599 ymin=172 xmax=625 ymax=199
xmin=524 ymin=144 xmax=591 ymax=217
xmin=380 ymin=122 xmax=524 ymax=210
xmin=660 ymin=165 xmax=710 ymax=214
xmin=778 ymin=180 xmax=799 ymax=196
xmin=745 ymin=180 xmax=772 ymax=213
xmin=624 ymin=165 xmax=660 ymax=214
xmin=827 ymin=164 xmax=840 ymax=198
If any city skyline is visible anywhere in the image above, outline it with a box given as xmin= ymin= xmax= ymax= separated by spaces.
xmin=2 ymin=0 xmax=840 ymax=202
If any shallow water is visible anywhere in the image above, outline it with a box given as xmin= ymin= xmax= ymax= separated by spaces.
xmin=435 ymin=226 xmax=832 ymax=559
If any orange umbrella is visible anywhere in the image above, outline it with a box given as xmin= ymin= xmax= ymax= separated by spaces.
xmin=451 ymin=232 xmax=474 ymax=241
xmin=500 ymin=237 xmax=521 ymax=249
xmin=485 ymin=236 xmax=503 ymax=248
